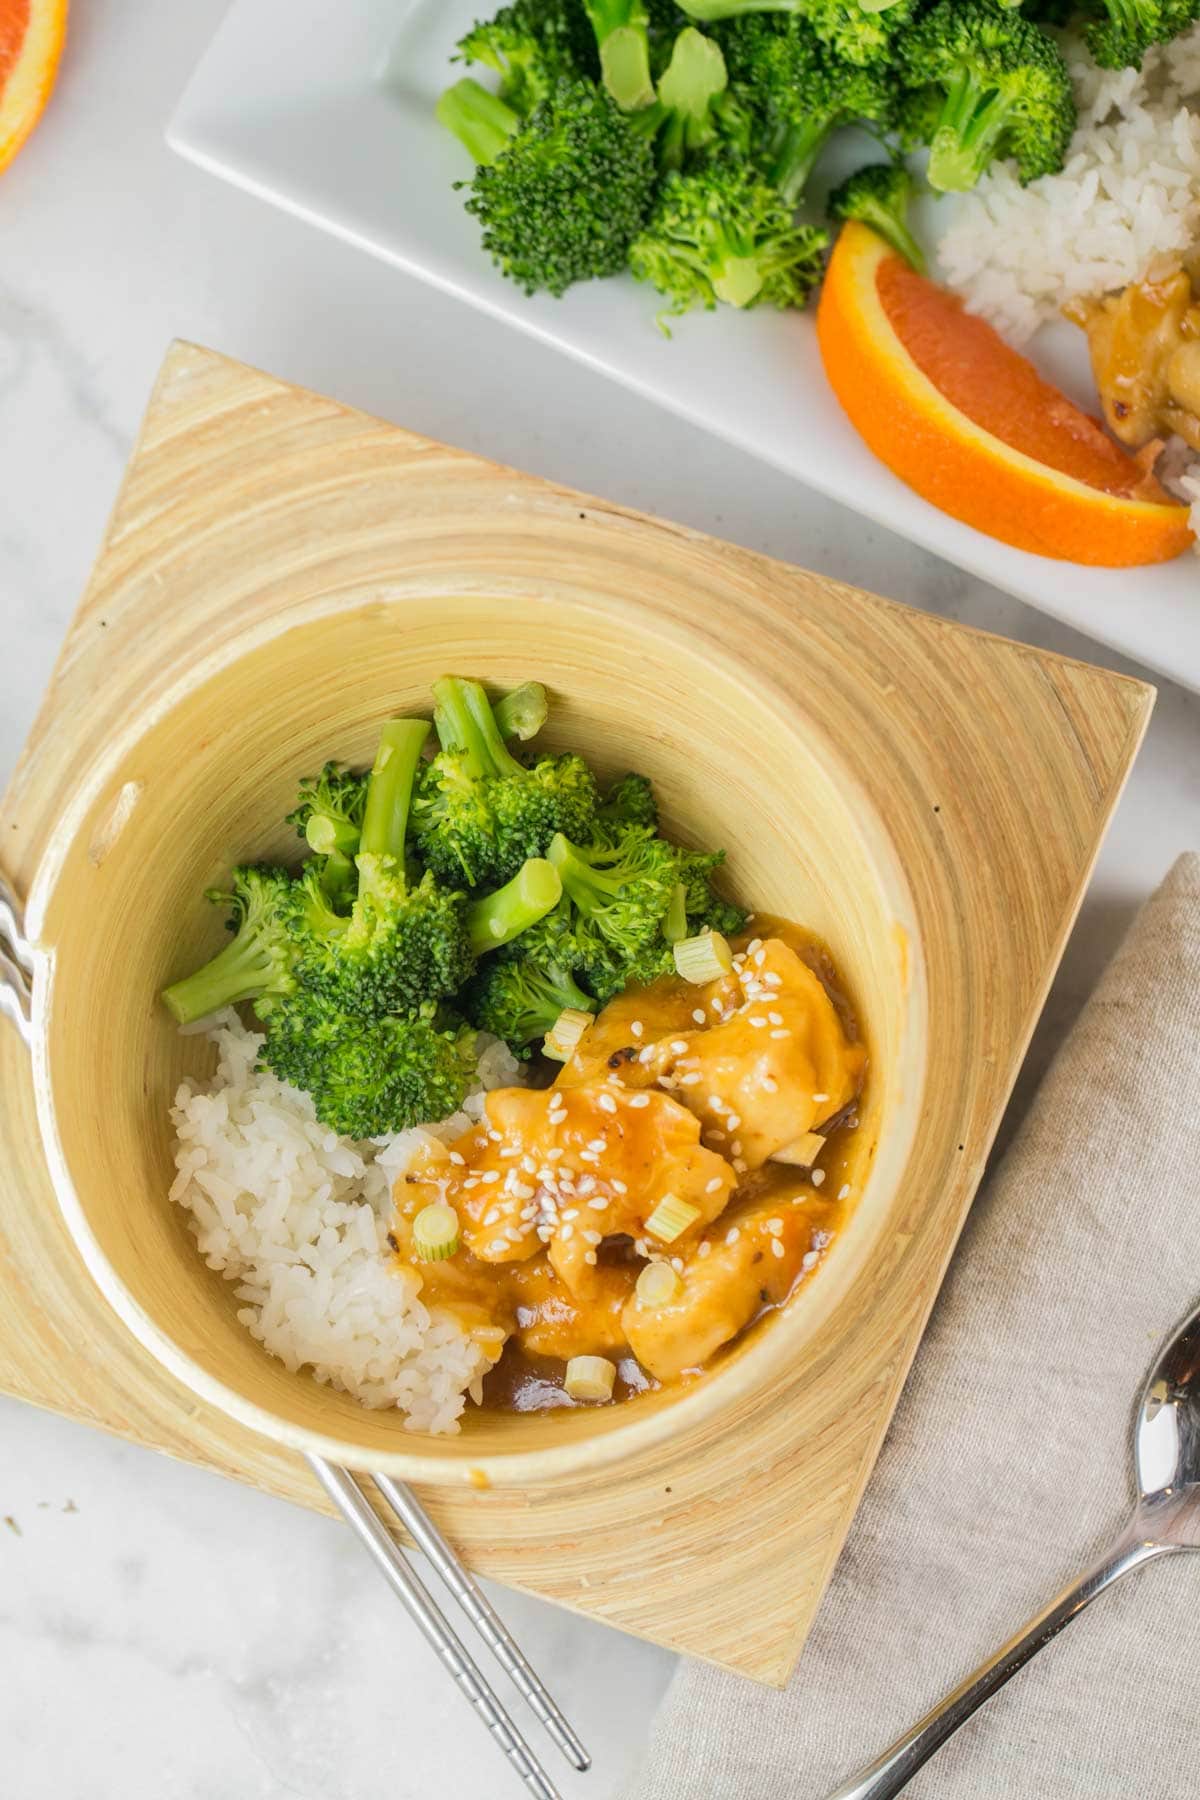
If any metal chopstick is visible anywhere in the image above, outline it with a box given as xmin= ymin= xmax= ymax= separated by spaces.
xmin=372 ymin=1471 xmax=590 ymax=1773
xmin=307 ymin=1456 xmax=569 ymax=1800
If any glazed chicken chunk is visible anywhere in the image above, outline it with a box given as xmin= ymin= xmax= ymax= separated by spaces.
xmin=646 ymin=939 xmax=865 ymax=1171
xmin=1066 ymin=260 xmax=1200 ymax=454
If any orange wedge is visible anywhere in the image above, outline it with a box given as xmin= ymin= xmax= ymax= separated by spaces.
xmin=0 ymin=0 xmax=67 ymax=176
xmin=817 ymin=221 xmax=1193 ymax=567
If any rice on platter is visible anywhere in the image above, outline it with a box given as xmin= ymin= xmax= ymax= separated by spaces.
xmin=169 ymin=1011 xmax=520 ymax=1434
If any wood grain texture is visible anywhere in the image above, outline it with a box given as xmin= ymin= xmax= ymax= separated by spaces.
xmin=0 ymin=344 xmax=1152 ymax=1684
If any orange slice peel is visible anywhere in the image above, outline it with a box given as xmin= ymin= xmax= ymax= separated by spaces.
xmin=817 ymin=221 xmax=1194 ymax=568
xmin=1 ymin=0 xmax=68 ymax=176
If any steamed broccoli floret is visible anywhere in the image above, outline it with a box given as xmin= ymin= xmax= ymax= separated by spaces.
xmin=414 ymin=676 xmax=600 ymax=887
xmin=681 ymin=0 xmax=918 ymax=66
xmin=584 ymin=0 xmax=658 ymax=107
xmin=828 ymin=161 xmax=925 ymax=270
xmin=546 ymin=824 xmax=682 ymax=997
xmin=466 ymin=956 xmax=596 ymax=1049
xmin=1084 ymin=0 xmax=1200 ymax=69
xmin=161 ymin=866 xmax=298 ymax=1025
xmin=598 ymin=772 xmax=659 ymax=833
xmin=630 ymin=157 xmax=827 ymax=318
xmin=262 ymin=1004 xmax=479 ymax=1138
xmin=719 ymin=15 xmax=896 ymax=200
xmin=456 ymin=0 xmax=596 ymax=114
xmin=286 ymin=761 xmax=368 ymax=908
xmin=438 ymin=77 xmax=658 ymax=294
xmin=676 ymin=845 xmax=747 ymax=935
xmin=899 ymin=0 xmax=1074 ymax=192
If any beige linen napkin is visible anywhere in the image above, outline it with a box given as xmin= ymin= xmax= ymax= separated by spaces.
xmin=625 ymin=853 xmax=1200 ymax=1800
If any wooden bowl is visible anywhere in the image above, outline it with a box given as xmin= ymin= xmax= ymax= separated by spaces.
xmin=23 ymin=590 xmax=923 ymax=1486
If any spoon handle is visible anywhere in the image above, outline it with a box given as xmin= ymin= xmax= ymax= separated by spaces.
xmin=821 ymin=1530 xmax=1170 ymax=1800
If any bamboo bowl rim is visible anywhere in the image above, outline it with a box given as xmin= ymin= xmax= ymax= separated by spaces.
xmin=22 ymin=591 xmax=927 ymax=1488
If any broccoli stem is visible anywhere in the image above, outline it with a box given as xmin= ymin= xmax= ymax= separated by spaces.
xmin=772 ymin=117 xmax=836 ymax=207
xmin=859 ymin=196 xmax=926 ymax=272
xmin=436 ymin=78 xmax=521 ymax=165
xmin=320 ymin=849 xmax=357 ymax=910
xmin=432 ymin=675 xmax=524 ymax=779
xmin=600 ymin=25 xmax=657 ymax=109
xmin=548 ymin=833 xmax=627 ymax=911
xmin=467 ymin=858 xmax=563 ymax=954
xmin=678 ymin=0 xmax=902 ymax=13
xmin=305 ymin=812 xmax=360 ymax=857
xmin=928 ymin=67 xmax=1014 ymax=192
xmin=664 ymin=882 xmax=688 ymax=943
xmin=359 ymin=719 xmax=431 ymax=861
xmin=161 ymin=927 xmax=280 ymax=1025
xmin=493 ymin=681 xmax=548 ymax=741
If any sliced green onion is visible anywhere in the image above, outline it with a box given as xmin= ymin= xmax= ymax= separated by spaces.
xmin=636 ymin=1261 xmax=682 ymax=1308
xmin=663 ymin=881 xmax=688 ymax=944
xmin=412 ymin=1203 xmax=460 ymax=1262
xmin=772 ymin=1131 xmax=825 ymax=1168
xmin=673 ymin=929 xmax=733 ymax=984
xmin=564 ymin=1355 xmax=616 ymax=1402
xmin=544 ymin=1006 xmax=593 ymax=1062
xmin=644 ymin=1192 xmax=701 ymax=1244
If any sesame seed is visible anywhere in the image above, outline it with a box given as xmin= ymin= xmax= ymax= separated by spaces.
xmin=802 ymin=1250 xmax=819 ymax=1271
xmin=771 ymin=1239 xmax=785 ymax=1259
xmin=639 ymin=1046 xmax=655 ymax=1064
xmin=709 ymin=1129 xmax=726 ymax=1142
xmin=482 ymin=1170 xmax=500 ymax=1184
xmin=607 ymin=1071 xmax=622 ymax=1085
xmin=511 ymin=1182 xmax=535 ymax=1201
xmin=670 ymin=1039 xmax=689 ymax=1055
xmin=484 ymin=1209 xmax=501 ymax=1226
xmin=813 ymin=1093 xmax=829 ymax=1104
xmin=629 ymin=1092 xmax=651 ymax=1108
xmin=768 ymin=1011 xmax=783 ymax=1026
xmin=838 ymin=1184 xmax=851 ymax=1200
xmin=705 ymin=1177 xmax=723 ymax=1193
xmin=678 ymin=1072 xmax=703 ymax=1086
xmin=583 ymin=1229 xmax=603 ymax=1245
xmin=749 ymin=1016 xmax=766 ymax=1029
xmin=463 ymin=1177 xmax=480 ymax=1190
xmin=762 ymin=1077 xmax=778 ymax=1094
xmin=726 ymin=1228 xmax=740 ymax=1245
xmin=733 ymin=1158 xmax=747 ymax=1174
xmin=748 ymin=938 xmax=762 ymax=953
xmin=562 ymin=1208 xmax=579 ymax=1221
xmin=611 ymin=1178 xmax=627 ymax=1194
xmin=449 ymin=1151 xmax=465 ymax=1166
xmin=578 ymin=1175 xmax=596 ymax=1195
xmin=561 ymin=1224 xmax=574 ymax=1241
xmin=537 ymin=1224 xmax=553 ymax=1241
xmin=521 ymin=1155 xmax=537 ymax=1173
xmin=692 ymin=1009 xmax=707 ymax=1025
xmin=766 ymin=1218 xmax=783 ymax=1236
xmin=764 ymin=972 xmax=781 ymax=987
xmin=726 ymin=1113 xmax=741 ymax=1130
xmin=584 ymin=1250 xmax=598 ymax=1265
xmin=588 ymin=1137 xmax=607 ymax=1152
xmin=547 ymin=1146 xmax=564 ymax=1161
xmin=709 ymin=1096 xmax=727 ymax=1114
xmin=770 ymin=1028 xmax=791 ymax=1040
xmin=588 ymin=1196 xmax=609 ymax=1212
xmin=812 ymin=1170 xmax=826 ymax=1187
xmin=500 ymin=1146 xmax=520 ymax=1158
xmin=630 ymin=1020 xmax=644 ymax=1038
xmin=698 ymin=1241 xmax=712 ymax=1258
xmin=730 ymin=1139 xmax=742 ymax=1156
xmin=487 ymin=1129 xmax=502 ymax=1142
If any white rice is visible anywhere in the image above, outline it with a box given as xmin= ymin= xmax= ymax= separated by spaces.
xmin=936 ymin=25 xmax=1200 ymax=346
xmin=168 ymin=1010 xmax=521 ymax=1433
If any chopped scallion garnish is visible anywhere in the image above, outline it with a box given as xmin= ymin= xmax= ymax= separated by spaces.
xmin=564 ymin=1355 xmax=616 ymax=1402
xmin=644 ymin=1192 xmax=701 ymax=1243
xmin=412 ymin=1202 xmax=460 ymax=1262
xmin=772 ymin=1131 xmax=825 ymax=1168
xmin=673 ymin=929 xmax=733 ymax=984
xmin=544 ymin=1006 xmax=594 ymax=1062
xmin=636 ymin=1261 xmax=682 ymax=1307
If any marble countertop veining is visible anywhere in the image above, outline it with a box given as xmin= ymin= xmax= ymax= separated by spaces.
xmin=2 ymin=3 xmax=1198 ymax=1796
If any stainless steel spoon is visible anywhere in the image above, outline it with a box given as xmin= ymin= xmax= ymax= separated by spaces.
xmin=824 ymin=1298 xmax=1200 ymax=1800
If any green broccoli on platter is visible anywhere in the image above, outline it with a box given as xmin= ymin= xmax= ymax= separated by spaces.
xmin=437 ymin=75 xmax=658 ymax=294
xmin=828 ymin=160 xmax=925 ymax=270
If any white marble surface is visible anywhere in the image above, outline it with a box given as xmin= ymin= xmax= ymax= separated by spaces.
xmin=1 ymin=4 xmax=1198 ymax=1797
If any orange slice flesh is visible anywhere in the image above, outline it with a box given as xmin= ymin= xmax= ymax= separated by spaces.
xmin=817 ymin=221 xmax=1194 ymax=567
xmin=0 ymin=0 xmax=67 ymax=176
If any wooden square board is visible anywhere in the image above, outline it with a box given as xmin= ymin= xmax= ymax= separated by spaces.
xmin=0 ymin=344 xmax=1152 ymax=1684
